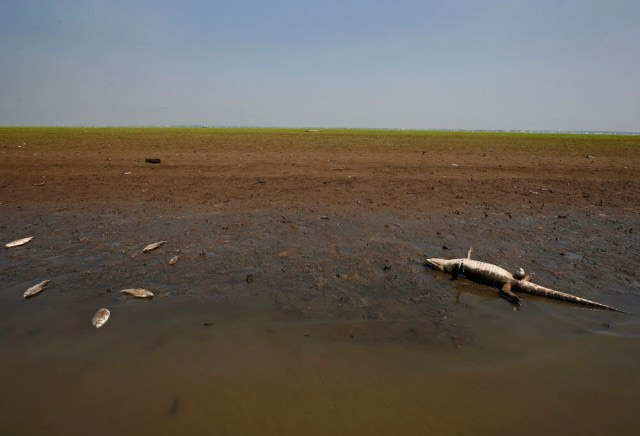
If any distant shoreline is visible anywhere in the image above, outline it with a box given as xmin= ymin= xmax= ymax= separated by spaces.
xmin=1 ymin=125 xmax=638 ymax=137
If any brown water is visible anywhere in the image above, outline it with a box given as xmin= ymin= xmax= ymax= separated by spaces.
xmin=1 ymin=206 xmax=639 ymax=435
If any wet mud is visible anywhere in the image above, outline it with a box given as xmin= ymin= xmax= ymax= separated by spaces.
xmin=2 ymin=204 xmax=639 ymax=435
xmin=1 ymin=129 xmax=639 ymax=435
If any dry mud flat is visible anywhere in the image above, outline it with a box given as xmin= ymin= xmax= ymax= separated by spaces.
xmin=1 ymin=128 xmax=639 ymax=435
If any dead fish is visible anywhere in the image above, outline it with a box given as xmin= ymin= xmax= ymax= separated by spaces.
xmin=121 ymin=288 xmax=154 ymax=298
xmin=92 ymin=308 xmax=110 ymax=328
xmin=23 ymin=280 xmax=50 ymax=299
xmin=143 ymin=241 xmax=167 ymax=253
xmin=169 ymin=255 xmax=179 ymax=265
xmin=5 ymin=236 xmax=33 ymax=248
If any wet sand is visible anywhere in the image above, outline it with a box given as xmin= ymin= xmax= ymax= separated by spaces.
xmin=1 ymin=128 xmax=639 ymax=435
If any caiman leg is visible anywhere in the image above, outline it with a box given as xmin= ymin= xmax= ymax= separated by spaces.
xmin=499 ymin=281 xmax=521 ymax=304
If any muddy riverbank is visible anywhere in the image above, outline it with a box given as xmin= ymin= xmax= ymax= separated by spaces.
xmin=1 ymin=128 xmax=639 ymax=435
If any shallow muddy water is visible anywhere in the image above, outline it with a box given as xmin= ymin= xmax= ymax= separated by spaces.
xmin=1 ymin=206 xmax=639 ymax=435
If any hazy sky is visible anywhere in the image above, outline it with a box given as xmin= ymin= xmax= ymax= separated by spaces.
xmin=1 ymin=0 xmax=639 ymax=131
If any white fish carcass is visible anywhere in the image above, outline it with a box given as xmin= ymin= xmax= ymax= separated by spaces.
xmin=23 ymin=280 xmax=51 ymax=298
xmin=142 ymin=241 xmax=167 ymax=253
xmin=92 ymin=308 xmax=110 ymax=328
xmin=121 ymin=288 xmax=154 ymax=298
xmin=5 ymin=237 xmax=34 ymax=248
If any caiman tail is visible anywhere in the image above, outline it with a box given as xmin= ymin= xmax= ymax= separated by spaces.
xmin=515 ymin=281 xmax=626 ymax=313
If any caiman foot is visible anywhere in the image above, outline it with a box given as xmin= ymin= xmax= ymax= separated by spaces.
xmin=499 ymin=282 xmax=522 ymax=305
xmin=514 ymin=268 xmax=535 ymax=282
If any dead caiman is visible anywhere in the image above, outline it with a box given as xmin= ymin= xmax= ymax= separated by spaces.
xmin=425 ymin=248 xmax=625 ymax=313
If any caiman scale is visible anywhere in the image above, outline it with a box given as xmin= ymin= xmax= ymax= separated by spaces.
xmin=425 ymin=248 xmax=625 ymax=313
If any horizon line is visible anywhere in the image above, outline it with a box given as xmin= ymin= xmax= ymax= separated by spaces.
xmin=1 ymin=125 xmax=639 ymax=136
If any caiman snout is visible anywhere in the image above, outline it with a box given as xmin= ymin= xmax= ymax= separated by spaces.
xmin=425 ymin=258 xmax=447 ymax=272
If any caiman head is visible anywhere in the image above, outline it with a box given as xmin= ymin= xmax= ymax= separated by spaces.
xmin=425 ymin=258 xmax=459 ymax=273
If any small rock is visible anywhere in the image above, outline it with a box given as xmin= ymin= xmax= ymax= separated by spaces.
xmin=145 ymin=158 xmax=161 ymax=164
xmin=246 ymin=274 xmax=254 ymax=283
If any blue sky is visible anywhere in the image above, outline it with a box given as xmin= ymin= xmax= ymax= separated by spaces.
xmin=1 ymin=0 xmax=639 ymax=131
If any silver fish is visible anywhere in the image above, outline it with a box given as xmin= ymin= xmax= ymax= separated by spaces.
xmin=143 ymin=241 xmax=167 ymax=253
xmin=23 ymin=280 xmax=50 ymax=299
xmin=5 ymin=237 xmax=33 ymax=248
xmin=92 ymin=308 xmax=110 ymax=328
xmin=121 ymin=288 xmax=154 ymax=298
xmin=169 ymin=256 xmax=179 ymax=265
